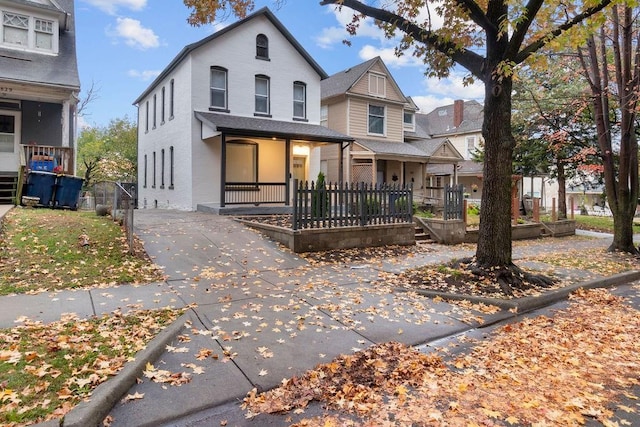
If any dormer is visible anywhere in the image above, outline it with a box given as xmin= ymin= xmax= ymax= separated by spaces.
xmin=0 ymin=0 xmax=69 ymax=55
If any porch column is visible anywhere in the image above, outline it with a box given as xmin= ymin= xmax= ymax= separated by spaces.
xmin=61 ymin=100 xmax=70 ymax=148
xmin=400 ymin=162 xmax=405 ymax=186
xmin=372 ymin=157 xmax=378 ymax=185
xmin=220 ymin=133 xmax=226 ymax=207
xmin=339 ymin=142 xmax=344 ymax=183
xmin=285 ymin=138 xmax=291 ymax=206
xmin=453 ymin=163 xmax=458 ymax=184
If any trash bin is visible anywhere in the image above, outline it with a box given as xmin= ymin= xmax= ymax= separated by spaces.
xmin=54 ymin=175 xmax=84 ymax=210
xmin=29 ymin=155 xmax=58 ymax=172
xmin=25 ymin=171 xmax=57 ymax=207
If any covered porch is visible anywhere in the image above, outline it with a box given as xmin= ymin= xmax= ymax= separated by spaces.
xmin=194 ymin=111 xmax=353 ymax=214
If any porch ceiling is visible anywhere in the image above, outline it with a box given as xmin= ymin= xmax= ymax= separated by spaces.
xmin=195 ymin=111 xmax=353 ymax=144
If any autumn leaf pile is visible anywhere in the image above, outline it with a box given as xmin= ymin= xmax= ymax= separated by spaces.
xmin=243 ymin=288 xmax=640 ymax=426
xmin=0 ymin=309 xmax=180 ymax=426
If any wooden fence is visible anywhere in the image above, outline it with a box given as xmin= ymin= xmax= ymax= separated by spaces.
xmin=292 ymin=180 xmax=413 ymax=230
xmin=444 ymin=184 xmax=464 ymax=220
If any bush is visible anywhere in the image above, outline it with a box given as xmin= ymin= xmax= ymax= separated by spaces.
xmin=394 ymin=196 xmax=410 ymax=213
xmin=467 ymin=203 xmax=480 ymax=216
xmin=311 ymin=172 xmax=329 ymax=218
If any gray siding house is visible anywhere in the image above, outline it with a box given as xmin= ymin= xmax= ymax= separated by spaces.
xmin=0 ymin=0 xmax=80 ymax=203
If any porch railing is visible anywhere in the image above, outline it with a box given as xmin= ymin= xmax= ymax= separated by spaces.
xmin=293 ymin=180 xmax=413 ymax=230
xmin=22 ymin=144 xmax=74 ymax=175
xmin=224 ymin=182 xmax=287 ymax=205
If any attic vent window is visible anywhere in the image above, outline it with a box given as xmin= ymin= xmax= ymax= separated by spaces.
xmin=438 ymin=110 xmax=447 ymax=116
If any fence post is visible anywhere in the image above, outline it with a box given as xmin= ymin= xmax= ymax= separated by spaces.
xmin=293 ymin=179 xmax=299 ymax=231
xmin=359 ymin=182 xmax=366 ymax=227
xmin=552 ymin=197 xmax=557 ymax=222
xmin=533 ymin=198 xmax=540 ymax=223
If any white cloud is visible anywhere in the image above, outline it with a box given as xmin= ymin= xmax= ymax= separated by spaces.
xmin=83 ymin=0 xmax=146 ymax=15
xmin=315 ymin=6 xmax=387 ymax=49
xmin=358 ymin=45 xmax=422 ymax=68
xmin=128 ymin=69 xmax=161 ymax=81
xmin=112 ymin=17 xmax=159 ymax=50
xmin=421 ymin=71 xmax=485 ymax=99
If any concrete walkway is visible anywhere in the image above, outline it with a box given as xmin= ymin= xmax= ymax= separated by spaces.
xmin=0 ymin=207 xmax=636 ymax=426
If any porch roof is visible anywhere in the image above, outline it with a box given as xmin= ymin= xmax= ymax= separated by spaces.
xmin=195 ymin=111 xmax=353 ymax=143
xmin=427 ymin=160 xmax=483 ymax=176
xmin=353 ymin=139 xmax=431 ymax=160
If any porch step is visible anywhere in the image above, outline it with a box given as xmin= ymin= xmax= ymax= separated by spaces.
xmin=414 ymin=225 xmax=434 ymax=243
xmin=0 ymin=173 xmax=18 ymax=205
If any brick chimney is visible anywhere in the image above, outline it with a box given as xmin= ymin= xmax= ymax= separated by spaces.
xmin=453 ymin=99 xmax=464 ymax=127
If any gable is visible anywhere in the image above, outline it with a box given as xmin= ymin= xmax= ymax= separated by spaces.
xmin=349 ymin=59 xmax=406 ymax=103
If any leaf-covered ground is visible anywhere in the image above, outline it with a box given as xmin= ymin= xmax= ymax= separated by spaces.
xmin=0 ymin=208 xmax=164 ymax=295
xmin=0 ymin=309 xmax=181 ymax=426
xmin=243 ymin=287 xmax=640 ymax=426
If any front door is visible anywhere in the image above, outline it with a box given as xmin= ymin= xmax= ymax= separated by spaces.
xmin=293 ymin=156 xmax=306 ymax=183
xmin=0 ymin=111 xmax=20 ymax=172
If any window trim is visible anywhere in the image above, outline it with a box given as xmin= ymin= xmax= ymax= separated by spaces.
xmin=210 ymin=66 xmax=228 ymax=112
xmin=152 ymin=151 xmax=156 ymax=188
xmin=403 ymin=111 xmax=415 ymax=132
xmin=256 ymin=34 xmax=269 ymax=60
xmin=368 ymin=104 xmax=385 ymax=136
xmin=143 ymin=154 xmax=147 ymax=188
xmin=466 ymin=136 xmax=477 ymax=160
xmin=254 ymin=75 xmax=270 ymax=116
xmin=160 ymin=148 xmax=165 ymax=188
xmin=293 ymin=81 xmax=307 ymax=121
xmin=145 ymin=101 xmax=149 ymax=133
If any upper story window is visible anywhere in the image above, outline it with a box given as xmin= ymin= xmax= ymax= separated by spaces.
xmin=320 ymin=105 xmax=328 ymax=128
xmin=169 ymin=79 xmax=175 ymax=119
xmin=152 ymin=94 xmax=157 ymax=129
xmin=2 ymin=11 xmax=57 ymax=53
xmin=368 ymin=73 xmax=386 ymax=98
xmin=210 ymin=67 xmax=228 ymax=110
xmin=255 ymin=75 xmax=270 ymax=115
xmin=256 ymin=34 xmax=269 ymax=59
xmin=293 ymin=81 xmax=306 ymax=120
xmin=466 ymin=136 xmax=476 ymax=160
xmin=403 ymin=111 xmax=415 ymax=131
xmin=368 ymin=104 xmax=385 ymax=135
xmin=161 ymin=86 xmax=166 ymax=124
xmin=145 ymin=101 xmax=149 ymax=133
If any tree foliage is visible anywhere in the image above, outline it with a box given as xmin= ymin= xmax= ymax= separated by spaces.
xmin=77 ymin=116 xmax=137 ymax=189
xmin=577 ymin=5 xmax=640 ymax=253
xmin=512 ymin=60 xmax=601 ymax=219
xmin=183 ymin=0 xmax=615 ymax=285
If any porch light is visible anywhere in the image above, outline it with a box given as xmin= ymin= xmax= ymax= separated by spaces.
xmin=292 ymin=145 xmax=310 ymax=156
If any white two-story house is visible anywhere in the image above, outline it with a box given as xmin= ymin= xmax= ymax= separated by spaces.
xmin=134 ymin=7 xmax=352 ymax=212
xmin=0 ymin=0 xmax=80 ymax=204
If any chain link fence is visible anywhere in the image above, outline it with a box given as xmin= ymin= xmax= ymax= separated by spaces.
xmin=82 ymin=181 xmax=137 ymax=254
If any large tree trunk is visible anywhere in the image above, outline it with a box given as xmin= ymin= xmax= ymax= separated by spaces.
xmin=475 ymin=77 xmax=515 ymax=267
xmin=557 ymin=160 xmax=567 ymax=220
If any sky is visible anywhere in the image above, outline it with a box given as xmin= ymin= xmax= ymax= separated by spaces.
xmin=74 ymin=0 xmax=486 ymax=129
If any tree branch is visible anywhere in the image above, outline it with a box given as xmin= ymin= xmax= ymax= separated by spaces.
xmin=320 ymin=0 xmax=486 ymax=79
xmin=516 ymin=0 xmax=615 ymax=64
xmin=453 ymin=0 xmax=498 ymax=35
xmin=505 ymin=0 xmax=545 ymax=59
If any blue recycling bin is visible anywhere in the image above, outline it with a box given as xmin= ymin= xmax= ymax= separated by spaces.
xmin=25 ymin=171 xmax=57 ymax=207
xmin=54 ymin=175 xmax=84 ymax=210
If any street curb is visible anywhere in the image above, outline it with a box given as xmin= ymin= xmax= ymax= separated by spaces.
xmin=397 ymin=270 xmax=640 ymax=313
xmin=41 ymin=311 xmax=192 ymax=427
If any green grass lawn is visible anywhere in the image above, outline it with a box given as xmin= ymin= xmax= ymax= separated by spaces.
xmin=574 ymin=214 xmax=640 ymax=234
xmin=0 ymin=208 xmax=163 ymax=295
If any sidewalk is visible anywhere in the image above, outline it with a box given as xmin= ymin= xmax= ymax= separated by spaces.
xmin=0 ymin=207 xmax=634 ymax=426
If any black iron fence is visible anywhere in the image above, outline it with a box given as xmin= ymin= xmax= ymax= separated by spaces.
xmin=292 ymin=180 xmax=413 ymax=230
xmin=444 ymin=184 xmax=464 ymax=220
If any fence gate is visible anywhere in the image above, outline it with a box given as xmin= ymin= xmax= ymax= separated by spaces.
xmin=444 ymin=184 xmax=464 ymax=220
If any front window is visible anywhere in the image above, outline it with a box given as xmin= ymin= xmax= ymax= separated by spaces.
xmin=210 ymin=67 xmax=228 ymax=110
xmin=226 ymin=141 xmax=257 ymax=183
xmin=255 ymin=75 xmax=270 ymax=115
xmin=293 ymin=82 xmax=306 ymax=119
xmin=368 ymin=104 xmax=385 ymax=135
xmin=2 ymin=12 xmax=56 ymax=52
xmin=256 ymin=34 xmax=269 ymax=59
xmin=169 ymin=79 xmax=175 ymax=118
xmin=368 ymin=73 xmax=386 ymax=97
